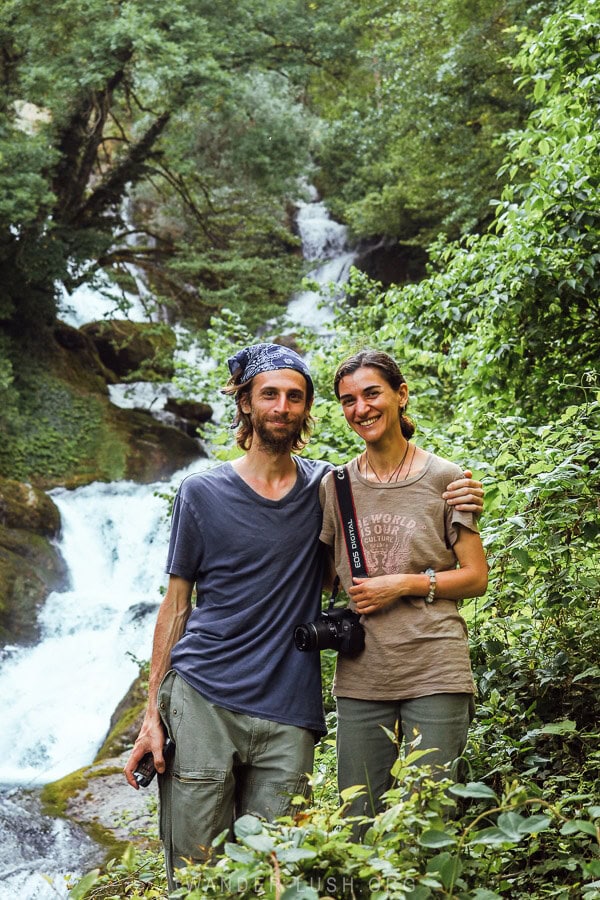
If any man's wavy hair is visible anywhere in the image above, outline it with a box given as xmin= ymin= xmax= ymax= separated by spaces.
xmin=222 ymin=374 xmax=315 ymax=452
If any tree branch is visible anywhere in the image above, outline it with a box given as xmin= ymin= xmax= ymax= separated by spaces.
xmin=51 ymin=57 xmax=133 ymax=219
xmin=76 ymin=110 xmax=171 ymax=224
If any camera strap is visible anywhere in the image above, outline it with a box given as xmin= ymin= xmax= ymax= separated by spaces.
xmin=333 ymin=465 xmax=369 ymax=578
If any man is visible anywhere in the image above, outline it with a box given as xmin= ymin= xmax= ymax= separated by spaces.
xmin=124 ymin=342 xmax=483 ymax=886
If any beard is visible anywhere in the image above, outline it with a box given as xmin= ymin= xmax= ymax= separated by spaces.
xmin=252 ymin=413 xmax=304 ymax=454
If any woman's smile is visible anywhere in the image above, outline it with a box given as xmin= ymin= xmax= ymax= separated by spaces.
xmin=357 ymin=415 xmax=381 ymax=428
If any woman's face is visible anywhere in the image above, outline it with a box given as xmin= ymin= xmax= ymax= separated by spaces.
xmin=337 ymin=366 xmax=408 ymax=444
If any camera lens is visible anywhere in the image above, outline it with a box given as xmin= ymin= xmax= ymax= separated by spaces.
xmin=294 ymin=623 xmax=319 ymax=651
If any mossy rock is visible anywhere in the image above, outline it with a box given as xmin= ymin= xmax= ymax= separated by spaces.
xmin=111 ymin=406 xmax=204 ymax=485
xmin=0 ymin=329 xmax=204 ymax=488
xmin=0 ymin=525 xmax=69 ymax=645
xmin=95 ymin=670 xmax=150 ymax=762
xmin=52 ymin=321 xmax=117 ymax=389
xmin=0 ymin=477 xmax=61 ymax=535
xmin=41 ymin=758 xmax=158 ymax=859
xmin=0 ymin=481 xmax=68 ymax=645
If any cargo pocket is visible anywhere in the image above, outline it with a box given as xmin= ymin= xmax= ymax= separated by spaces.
xmin=170 ymin=768 xmax=233 ymax=863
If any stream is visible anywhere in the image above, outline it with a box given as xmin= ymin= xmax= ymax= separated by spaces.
xmin=0 ymin=194 xmax=355 ymax=899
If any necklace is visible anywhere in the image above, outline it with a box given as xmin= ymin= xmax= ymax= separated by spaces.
xmin=365 ymin=441 xmax=410 ymax=483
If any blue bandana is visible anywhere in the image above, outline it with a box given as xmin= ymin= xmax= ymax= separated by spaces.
xmin=227 ymin=343 xmax=314 ymax=399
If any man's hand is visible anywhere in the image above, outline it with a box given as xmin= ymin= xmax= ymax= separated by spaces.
xmin=443 ymin=469 xmax=484 ymax=513
xmin=123 ymin=716 xmax=167 ymax=789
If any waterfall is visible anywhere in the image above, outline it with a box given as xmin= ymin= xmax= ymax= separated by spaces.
xmin=0 ymin=467 xmax=210 ymax=786
xmin=0 ymin=194 xmax=354 ymax=898
xmin=0 ymin=464 xmax=209 ymax=900
xmin=286 ymin=199 xmax=355 ymax=331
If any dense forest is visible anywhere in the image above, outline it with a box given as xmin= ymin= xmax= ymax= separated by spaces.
xmin=1 ymin=0 xmax=598 ymax=897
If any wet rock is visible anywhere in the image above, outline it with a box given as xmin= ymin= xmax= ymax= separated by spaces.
xmin=0 ymin=478 xmax=61 ymax=537
xmin=114 ymin=407 xmax=205 ymax=483
xmin=164 ymin=398 xmax=213 ymax=424
xmin=0 ymin=479 xmax=68 ymax=646
xmin=0 ymin=786 xmax=104 ymax=900
xmin=64 ymin=752 xmax=160 ymax=848
xmin=96 ymin=672 xmax=149 ymax=762
xmin=49 ymin=321 xmax=115 ymax=397
xmin=163 ymin=398 xmax=213 ymax=437
xmin=53 ymin=321 xmax=117 ymax=386
xmin=354 ymin=239 xmax=428 ymax=287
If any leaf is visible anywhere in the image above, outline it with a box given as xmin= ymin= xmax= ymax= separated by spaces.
xmin=471 ymin=891 xmax=504 ymax=900
xmin=68 ymin=870 xmax=100 ymax=900
xmin=406 ymin=878 xmax=441 ymax=900
xmin=497 ymin=811 xmax=529 ymax=841
xmin=406 ymin=885 xmax=437 ymax=899
xmin=275 ymin=847 xmax=317 ymax=863
xmin=340 ymin=784 xmax=366 ymax=802
xmin=511 ymin=547 xmax=532 ymax=567
xmin=393 ymin=747 xmax=433 ymax=774
xmin=234 ymin=814 xmax=264 ymax=838
xmin=521 ymin=814 xmax=552 ymax=834
xmin=449 ymin=782 xmax=498 ymax=801
xmin=425 ymin=852 xmax=462 ymax=889
xmin=538 ymin=138 xmax=551 ymax=155
xmin=242 ymin=833 xmax=277 ymax=853
xmin=507 ymin=515 xmax=527 ymax=528
xmin=469 ymin=826 xmax=514 ymax=846
xmin=560 ymin=819 xmax=599 ymax=837
xmin=539 ymin=720 xmax=577 ymax=735
xmin=224 ymin=842 xmax=255 ymax=863
xmin=573 ymin=667 xmax=600 ymax=683
xmin=420 ymin=829 xmax=458 ymax=848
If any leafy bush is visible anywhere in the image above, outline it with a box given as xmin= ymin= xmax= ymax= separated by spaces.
xmin=73 ymin=754 xmax=600 ymax=899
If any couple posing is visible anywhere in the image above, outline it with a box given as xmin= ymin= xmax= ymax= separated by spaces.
xmin=124 ymin=342 xmax=487 ymax=888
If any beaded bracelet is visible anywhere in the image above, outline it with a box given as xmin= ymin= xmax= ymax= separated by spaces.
xmin=424 ymin=567 xmax=436 ymax=604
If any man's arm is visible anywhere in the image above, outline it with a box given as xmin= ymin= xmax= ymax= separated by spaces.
xmin=123 ymin=575 xmax=193 ymax=789
xmin=443 ymin=469 xmax=484 ymax=513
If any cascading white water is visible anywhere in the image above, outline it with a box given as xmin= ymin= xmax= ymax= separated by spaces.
xmin=0 ymin=463 xmax=210 ymax=786
xmin=286 ymin=199 xmax=356 ymax=331
xmin=0 ymin=193 xmax=354 ymax=898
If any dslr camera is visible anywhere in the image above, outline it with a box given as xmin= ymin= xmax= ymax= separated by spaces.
xmin=294 ymin=596 xmax=365 ymax=657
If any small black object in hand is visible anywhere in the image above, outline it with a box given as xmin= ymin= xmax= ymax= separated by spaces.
xmin=133 ymin=737 xmax=175 ymax=787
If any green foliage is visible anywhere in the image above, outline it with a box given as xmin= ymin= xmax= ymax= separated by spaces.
xmin=0 ymin=0 xmax=362 ymax=334
xmin=462 ymin=400 xmax=600 ymax=806
xmin=72 ymin=761 xmax=600 ymax=899
xmin=0 ymin=364 xmax=127 ymax=484
xmin=327 ymin=0 xmax=600 ymax=424
xmin=314 ymin=0 xmax=555 ymax=245
xmin=304 ymin=0 xmax=600 ymax=826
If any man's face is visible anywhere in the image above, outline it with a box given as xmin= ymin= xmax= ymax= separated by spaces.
xmin=241 ymin=370 xmax=311 ymax=452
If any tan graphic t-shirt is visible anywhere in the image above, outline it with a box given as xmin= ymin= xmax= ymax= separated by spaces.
xmin=319 ymin=453 xmax=478 ymax=700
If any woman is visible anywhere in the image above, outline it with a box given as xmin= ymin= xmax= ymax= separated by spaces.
xmin=319 ymin=350 xmax=488 ymax=822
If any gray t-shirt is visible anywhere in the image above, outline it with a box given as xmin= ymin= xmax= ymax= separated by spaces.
xmin=319 ymin=453 xmax=478 ymax=701
xmin=167 ymin=457 xmax=332 ymax=735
